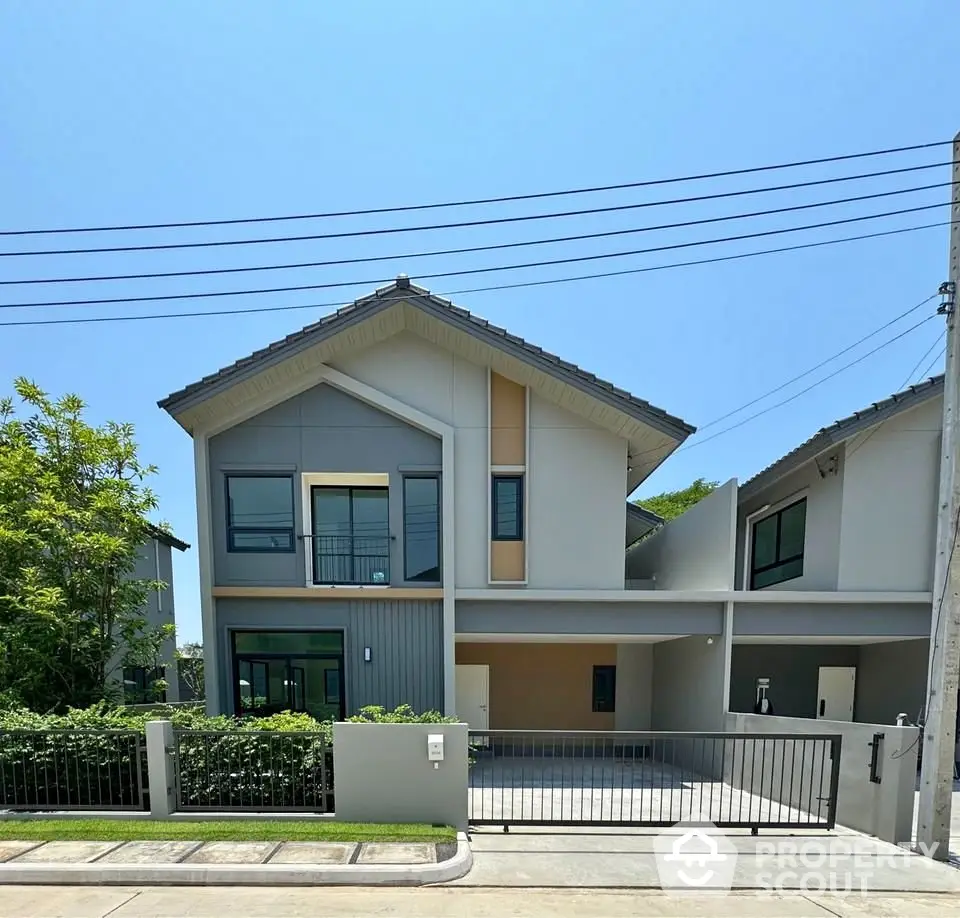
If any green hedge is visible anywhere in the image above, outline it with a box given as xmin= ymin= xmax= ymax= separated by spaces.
xmin=0 ymin=703 xmax=449 ymax=811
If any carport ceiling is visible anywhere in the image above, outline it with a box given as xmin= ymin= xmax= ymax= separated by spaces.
xmin=733 ymin=635 xmax=926 ymax=645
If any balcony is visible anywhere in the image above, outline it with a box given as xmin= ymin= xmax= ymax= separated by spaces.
xmin=310 ymin=534 xmax=391 ymax=586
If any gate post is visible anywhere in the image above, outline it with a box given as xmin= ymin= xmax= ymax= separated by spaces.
xmin=145 ymin=719 xmax=176 ymax=819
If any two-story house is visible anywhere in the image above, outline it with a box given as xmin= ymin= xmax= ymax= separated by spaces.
xmin=730 ymin=375 xmax=943 ymax=727
xmin=626 ymin=374 xmax=943 ymax=731
xmin=118 ymin=526 xmax=190 ymax=704
xmin=161 ymin=277 xmax=778 ymax=731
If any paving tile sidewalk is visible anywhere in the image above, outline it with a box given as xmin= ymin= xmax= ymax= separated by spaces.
xmin=0 ymin=835 xmax=472 ymax=886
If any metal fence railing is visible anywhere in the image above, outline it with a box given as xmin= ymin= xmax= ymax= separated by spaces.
xmin=0 ymin=730 xmax=147 ymax=811
xmin=173 ymin=730 xmax=334 ymax=812
xmin=468 ymin=730 xmax=842 ymax=830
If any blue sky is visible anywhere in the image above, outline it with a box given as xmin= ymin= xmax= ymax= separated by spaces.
xmin=1 ymin=1 xmax=956 ymax=642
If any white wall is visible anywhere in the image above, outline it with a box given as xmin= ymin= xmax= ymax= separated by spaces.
xmin=332 ymin=331 xmax=632 ymax=591
xmin=837 ymin=397 xmax=941 ymax=591
xmin=527 ymin=393 xmax=627 ymax=589
xmin=627 ymin=479 xmax=738 ymax=590
xmin=615 ymin=643 xmax=653 ymax=730
xmin=736 ymin=453 xmax=845 ymax=591
xmin=726 ymin=712 xmax=919 ymax=845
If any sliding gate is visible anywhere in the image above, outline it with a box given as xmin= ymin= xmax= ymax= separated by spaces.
xmin=467 ymin=730 xmax=841 ymax=831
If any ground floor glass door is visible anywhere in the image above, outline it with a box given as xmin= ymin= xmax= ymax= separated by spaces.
xmin=232 ymin=630 xmax=345 ymax=721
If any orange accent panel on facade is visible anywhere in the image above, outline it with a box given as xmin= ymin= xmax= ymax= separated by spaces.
xmin=490 ymin=540 xmax=525 ymax=582
xmin=456 ymin=642 xmax=616 ymax=730
xmin=490 ymin=372 xmax=526 ymax=465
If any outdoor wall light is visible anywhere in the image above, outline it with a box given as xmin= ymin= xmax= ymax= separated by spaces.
xmin=364 ymin=647 xmax=372 ymax=662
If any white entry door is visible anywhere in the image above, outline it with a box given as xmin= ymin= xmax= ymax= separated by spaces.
xmin=817 ymin=666 xmax=856 ymax=721
xmin=455 ymin=663 xmax=489 ymax=730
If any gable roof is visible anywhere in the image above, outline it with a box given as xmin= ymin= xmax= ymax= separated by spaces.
xmin=159 ymin=277 xmax=695 ymax=489
xmin=626 ymin=501 xmax=664 ymax=547
xmin=739 ymin=373 xmax=944 ymax=501
xmin=147 ymin=524 xmax=190 ymax=553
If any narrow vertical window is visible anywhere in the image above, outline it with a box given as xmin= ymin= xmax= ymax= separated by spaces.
xmin=404 ymin=476 xmax=440 ymax=581
xmin=492 ymin=475 xmax=523 ymax=540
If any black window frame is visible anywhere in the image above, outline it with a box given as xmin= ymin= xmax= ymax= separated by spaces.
xmin=225 ymin=473 xmax=296 ymax=554
xmin=402 ymin=474 xmax=441 ymax=583
xmin=311 ymin=485 xmax=390 ymax=585
xmin=230 ymin=629 xmax=346 ymax=720
xmin=750 ymin=497 xmax=807 ymax=590
xmin=492 ymin=474 xmax=524 ymax=541
xmin=123 ymin=665 xmax=166 ymax=704
xmin=592 ymin=664 xmax=616 ymax=713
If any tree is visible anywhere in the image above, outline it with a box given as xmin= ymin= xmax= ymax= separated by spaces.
xmin=0 ymin=378 xmax=172 ymax=712
xmin=175 ymin=642 xmax=205 ymax=701
xmin=635 ymin=478 xmax=718 ymax=522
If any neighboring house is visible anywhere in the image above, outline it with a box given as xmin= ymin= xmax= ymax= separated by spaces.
xmin=120 ymin=526 xmax=190 ymax=704
xmin=159 ymin=276 xmax=741 ymax=730
xmin=730 ymin=375 xmax=943 ymax=727
xmin=627 ymin=374 xmax=944 ymax=730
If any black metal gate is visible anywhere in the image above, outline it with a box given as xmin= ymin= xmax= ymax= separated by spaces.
xmin=467 ymin=730 xmax=841 ymax=831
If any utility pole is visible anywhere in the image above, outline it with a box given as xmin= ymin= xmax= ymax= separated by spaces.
xmin=917 ymin=129 xmax=960 ymax=860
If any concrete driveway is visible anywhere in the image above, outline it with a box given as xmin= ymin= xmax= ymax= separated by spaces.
xmin=454 ymin=825 xmax=960 ymax=893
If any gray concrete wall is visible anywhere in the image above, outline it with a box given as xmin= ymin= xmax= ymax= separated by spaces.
xmin=726 ymin=712 xmax=919 ymax=845
xmin=626 ymin=480 xmax=737 ymax=589
xmin=855 ymin=639 xmax=929 ymax=725
xmin=614 ymin=643 xmax=653 ymax=730
xmin=651 ymin=635 xmax=727 ymax=732
xmin=732 ymin=601 xmax=930 ymax=639
xmin=208 ymin=382 xmax=441 ymax=587
xmin=215 ymin=598 xmax=443 ymax=716
xmin=837 ymin=397 xmax=941 ymax=591
xmin=333 ymin=722 xmax=468 ymax=830
xmin=730 ymin=644 xmax=859 ymax=719
xmin=736 ymin=450 xmax=845 ymax=591
xmin=455 ymin=599 xmax=724 ymax=637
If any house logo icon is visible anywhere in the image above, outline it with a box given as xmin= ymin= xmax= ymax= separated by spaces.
xmin=653 ymin=819 xmax=738 ymax=894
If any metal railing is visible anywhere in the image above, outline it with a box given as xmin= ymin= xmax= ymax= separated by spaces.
xmin=468 ymin=730 xmax=841 ymax=830
xmin=0 ymin=730 xmax=147 ymax=811
xmin=310 ymin=534 xmax=390 ymax=585
xmin=173 ymin=730 xmax=334 ymax=812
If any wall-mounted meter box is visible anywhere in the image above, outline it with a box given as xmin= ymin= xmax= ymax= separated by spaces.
xmin=427 ymin=734 xmax=444 ymax=762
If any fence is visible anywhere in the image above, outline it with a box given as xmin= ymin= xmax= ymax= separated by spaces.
xmin=467 ymin=730 xmax=841 ymax=830
xmin=173 ymin=730 xmax=334 ymax=812
xmin=0 ymin=730 xmax=146 ymax=811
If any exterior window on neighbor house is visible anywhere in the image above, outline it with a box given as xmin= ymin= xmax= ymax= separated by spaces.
xmin=492 ymin=475 xmax=523 ymax=540
xmin=312 ymin=486 xmax=390 ymax=584
xmin=403 ymin=476 xmax=440 ymax=581
xmin=592 ymin=665 xmax=616 ymax=713
xmin=123 ymin=666 xmax=166 ymax=704
xmin=750 ymin=498 xmax=807 ymax=589
xmin=226 ymin=474 xmax=295 ymax=552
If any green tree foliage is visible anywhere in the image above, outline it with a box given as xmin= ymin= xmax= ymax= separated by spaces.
xmin=0 ymin=378 xmax=172 ymax=712
xmin=635 ymin=478 xmax=719 ymax=522
xmin=175 ymin=641 xmax=205 ymax=701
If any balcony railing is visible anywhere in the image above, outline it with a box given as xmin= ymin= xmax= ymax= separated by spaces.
xmin=309 ymin=534 xmax=390 ymax=585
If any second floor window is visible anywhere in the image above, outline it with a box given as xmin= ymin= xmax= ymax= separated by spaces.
xmin=750 ymin=497 xmax=807 ymax=589
xmin=404 ymin=476 xmax=440 ymax=582
xmin=492 ymin=475 xmax=523 ymax=540
xmin=226 ymin=474 xmax=295 ymax=552
xmin=312 ymin=486 xmax=389 ymax=584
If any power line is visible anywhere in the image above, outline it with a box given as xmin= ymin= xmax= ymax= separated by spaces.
xmin=0 ymin=218 xmax=952 ymax=328
xmin=845 ymin=329 xmax=947 ymax=462
xmin=1 ymin=139 xmax=951 ymax=237
xmin=5 ymin=201 xmax=950 ymax=310
xmin=2 ymin=177 xmax=952 ymax=260
xmin=697 ymin=295 xmax=939 ymax=431
xmin=3 ymin=164 xmax=952 ymax=286
xmin=673 ymin=314 xmax=939 ymax=453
